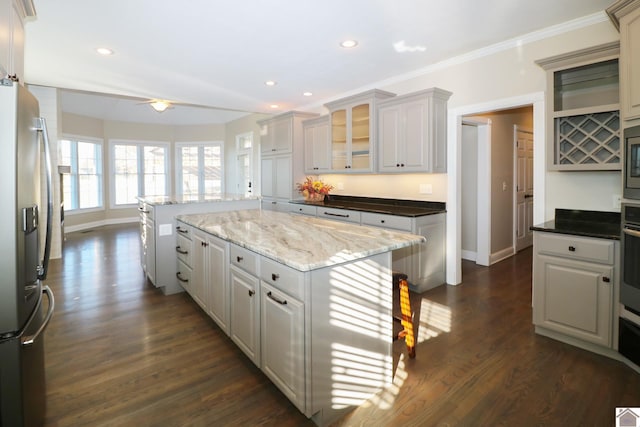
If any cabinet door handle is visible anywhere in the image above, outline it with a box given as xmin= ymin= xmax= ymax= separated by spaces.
xmin=568 ymin=246 xmax=576 ymax=252
xmin=176 ymin=272 xmax=189 ymax=283
xmin=176 ymin=246 xmax=188 ymax=255
xmin=267 ymin=291 xmax=287 ymax=305
xmin=176 ymin=227 xmax=189 ymax=234
xmin=603 ymin=276 xmax=611 ymax=283
xmin=202 ymin=242 xmax=208 ymax=247
xmin=138 ymin=208 xmax=150 ymax=214
xmin=248 ymin=290 xmax=255 ymax=297
xmin=271 ymin=273 xmax=279 ymax=281
xmin=237 ymin=256 xmax=243 ymax=262
xmin=381 ymin=220 xmax=385 ymax=224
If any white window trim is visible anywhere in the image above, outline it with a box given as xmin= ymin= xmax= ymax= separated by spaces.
xmin=109 ymin=139 xmax=170 ymax=209
xmin=175 ymin=141 xmax=225 ymax=196
xmin=235 ymin=132 xmax=253 ymax=196
xmin=60 ymin=134 xmax=105 ymax=213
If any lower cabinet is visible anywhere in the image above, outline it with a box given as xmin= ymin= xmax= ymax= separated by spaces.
xmin=260 ymin=281 xmax=305 ymax=412
xmin=532 ymin=231 xmax=617 ymax=348
xmin=229 ymin=264 xmax=260 ymax=366
xmin=192 ymin=228 xmax=230 ymax=335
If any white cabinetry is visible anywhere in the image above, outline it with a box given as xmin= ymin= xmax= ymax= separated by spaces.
xmin=533 ymin=232 xmax=618 ymax=348
xmin=259 ymin=111 xmax=317 ymax=210
xmin=175 ymin=225 xmax=193 ymax=294
xmin=0 ymin=0 xmax=32 ymax=82
xmin=193 ymin=228 xmax=230 ymax=335
xmin=139 ymin=203 xmax=156 ymax=285
xmin=608 ymin=0 xmax=640 ymax=122
xmin=229 ymin=244 xmax=261 ymax=366
xmin=260 ymin=257 xmax=306 ymax=413
xmin=325 ymin=89 xmax=395 ymax=173
xmin=378 ymin=88 xmax=452 ymax=173
xmin=303 ymin=115 xmax=331 ymax=173
xmin=537 ymin=43 xmax=621 ymax=170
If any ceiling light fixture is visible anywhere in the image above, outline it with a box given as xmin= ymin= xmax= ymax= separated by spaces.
xmin=265 ymin=80 xmax=277 ymax=86
xmin=340 ymin=39 xmax=358 ymax=48
xmin=149 ymin=100 xmax=171 ymax=113
xmin=96 ymin=47 xmax=114 ymax=56
xmin=303 ymin=92 xmax=313 ymax=97
xmin=270 ymin=104 xmax=279 ymax=109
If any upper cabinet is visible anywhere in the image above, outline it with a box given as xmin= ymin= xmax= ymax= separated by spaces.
xmin=0 ymin=0 xmax=35 ymax=83
xmin=608 ymin=0 xmax=640 ymax=123
xmin=377 ymin=88 xmax=452 ymax=173
xmin=324 ymin=89 xmax=395 ymax=173
xmin=302 ymin=115 xmax=330 ymax=174
xmin=537 ymin=42 xmax=621 ymax=171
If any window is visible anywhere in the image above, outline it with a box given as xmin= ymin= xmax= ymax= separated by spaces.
xmin=236 ymin=132 xmax=253 ymax=195
xmin=111 ymin=141 xmax=169 ymax=206
xmin=59 ymin=138 xmax=103 ymax=211
xmin=176 ymin=142 xmax=223 ymax=196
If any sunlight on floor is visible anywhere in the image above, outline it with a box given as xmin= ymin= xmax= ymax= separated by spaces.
xmin=417 ymin=298 xmax=452 ymax=343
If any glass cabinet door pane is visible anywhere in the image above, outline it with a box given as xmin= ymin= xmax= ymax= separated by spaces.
xmin=351 ymin=103 xmax=370 ymax=169
xmin=332 ymin=109 xmax=347 ymax=170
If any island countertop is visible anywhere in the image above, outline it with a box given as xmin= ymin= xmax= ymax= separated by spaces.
xmin=138 ymin=193 xmax=258 ymax=206
xmin=176 ymin=209 xmax=425 ymax=271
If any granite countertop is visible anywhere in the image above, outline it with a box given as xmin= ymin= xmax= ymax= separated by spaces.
xmin=530 ymin=208 xmax=621 ymax=240
xmin=138 ymin=193 xmax=258 ymax=206
xmin=289 ymin=195 xmax=446 ymax=217
xmin=176 ymin=209 xmax=425 ymax=272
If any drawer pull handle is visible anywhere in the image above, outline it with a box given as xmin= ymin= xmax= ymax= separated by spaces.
xmin=176 ymin=246 xmax=189 ymax=255
xmin=323 ymin=211 xmax=349 ymax=218
xmin=176 ymin=227 xmax=189 ymax=234
xmin=237 ymin=256 xmax=243 ymax=262
xmin=267 ymin=291 xmax=287 ymax=305
xmin=138 ymin=208 xmax=150 ymax=214
xmin=271 ymin=273 xmax=279 ymax=281
xmin=176 ymin=272 xmax=189 ymax=283
xmin=248 ymin=290 xmax=255 ymax=297
xmin=568 ymin=246 xmax=576 ymax=252
xmin=603 ymin=276 xmax=611 ymax=283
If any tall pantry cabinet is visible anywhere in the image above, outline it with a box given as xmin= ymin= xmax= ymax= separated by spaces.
xmin=0 ymin=0 xmax=34 ymax=83
xmin=258 ymin=111 xmax=317 ymax=211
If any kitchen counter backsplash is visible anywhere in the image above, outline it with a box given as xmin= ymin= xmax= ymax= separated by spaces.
xmin=531 ymin=208 xmax=621 ymax=240
xmin=290 ymin=194 xmax=446 ymax=217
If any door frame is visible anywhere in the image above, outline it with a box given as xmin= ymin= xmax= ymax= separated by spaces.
xmin=447 ymin=92 xmax=545 ymax=285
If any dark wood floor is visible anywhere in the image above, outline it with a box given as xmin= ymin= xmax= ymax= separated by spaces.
xmin=42 ymin=224 xmax=640 ymax=426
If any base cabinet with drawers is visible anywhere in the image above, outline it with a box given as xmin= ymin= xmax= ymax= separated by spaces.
xmin=533 ymin=231 xmax=619 ymax=348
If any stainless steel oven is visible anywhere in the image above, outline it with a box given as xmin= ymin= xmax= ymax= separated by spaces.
xmin=624 ymin=125 xmax=640 ymax=199
xmin=620 ymin=203 xmax=640 ymax=365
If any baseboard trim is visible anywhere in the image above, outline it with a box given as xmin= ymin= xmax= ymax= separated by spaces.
xmin=65 ymin=217 xmax=138 ymax=234
xmin=490 ymin=246 xmax=515 ymax=265
xmin=461 ymin=250 xmax=477 ymax=262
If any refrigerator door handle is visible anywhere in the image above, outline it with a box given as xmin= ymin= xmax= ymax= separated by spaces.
xmin=35 ymin=117 xmax=53 ymax=280
xmin=22 ymin=286 xmax=55 ymax=347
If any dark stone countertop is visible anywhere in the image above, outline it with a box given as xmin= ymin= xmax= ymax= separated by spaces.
xmin=289 ymin=195 xmax=446 ymax=218
xmin=530 ymin=208 xmax=621 ymax=240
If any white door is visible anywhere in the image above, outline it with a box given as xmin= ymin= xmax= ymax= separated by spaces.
xmin=515 ymin=126 xmax=534 ymax=252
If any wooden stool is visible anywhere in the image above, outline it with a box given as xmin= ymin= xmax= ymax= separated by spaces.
xmin=393 ymin=272 xmax=415 ymax=358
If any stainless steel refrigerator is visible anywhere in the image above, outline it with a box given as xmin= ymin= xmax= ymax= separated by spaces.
xmin=0 ymin=80 xmax=55 ymax=427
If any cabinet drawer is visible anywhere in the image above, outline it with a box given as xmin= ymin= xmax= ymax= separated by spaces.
xmin=176 ymin=233 xmax=192 ymax=266
xmin=317 ymin=207 xmax=361 ymax=223
xmin=230 ymin=244 xmax=259 ymax=276
xmin=176 ymin=260 xmax=192 ymax=289
xmin=175 ymin=223 xmax=191 ymax=239
xmin=536 ymin=232 xmax=614 ymax=264
xmin=361 ymin=212 xmax=412 ymax=232
xmin=290 ymin=203 xmax=317 ymax=216
xmin=138 ymin=203 xmax=155 ymax=221
xmin=260 ymin=257 xmax=305 ymax=300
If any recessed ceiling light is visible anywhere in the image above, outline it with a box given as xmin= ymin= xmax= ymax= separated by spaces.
xmin=265 ymin=80 xmax=277 ymax=86
xmin=340 ymin=40 xmax=358 ymax=48
xmin=270 ymin=104 xmax=279 ymax=109
xmin=303 ymin=92 xmax=313 ymax=97
xmin=96 ymin=47 xmax=114 ymax=56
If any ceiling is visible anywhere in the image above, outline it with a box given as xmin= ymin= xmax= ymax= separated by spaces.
xmin=24 ymin=0 xmax=615 ymax=125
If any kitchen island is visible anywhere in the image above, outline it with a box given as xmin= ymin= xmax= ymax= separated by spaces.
xmin=175 ymin=209 xmax=425 ymax=426
xmin=137 ymin=194 xmax=259 ymax=295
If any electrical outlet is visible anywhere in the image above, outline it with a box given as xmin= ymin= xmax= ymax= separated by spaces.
xmin=613 ymin=194 xmax=621 ymax=209
xmin=419 ymin=183 xmax=432 ymax=194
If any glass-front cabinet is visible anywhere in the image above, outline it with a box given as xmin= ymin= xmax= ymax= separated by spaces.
xmin=325 ymin=89 xmax=395 ymax=173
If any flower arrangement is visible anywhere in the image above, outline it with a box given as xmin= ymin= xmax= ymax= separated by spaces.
xmin=296 ymin=176 xmax=333 ymax=201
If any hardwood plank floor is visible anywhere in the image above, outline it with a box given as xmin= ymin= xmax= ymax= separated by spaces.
xmin=42 ymin=224 xmax=640 ymax=426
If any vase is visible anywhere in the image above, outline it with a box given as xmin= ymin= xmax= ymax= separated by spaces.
xmin=305 ymin=193 xmax=325 ymax=202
